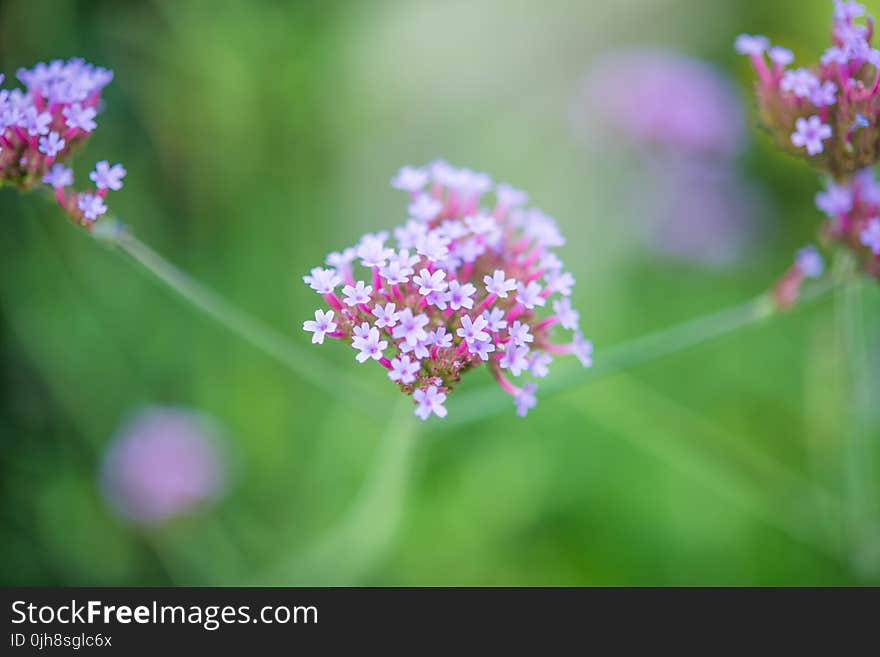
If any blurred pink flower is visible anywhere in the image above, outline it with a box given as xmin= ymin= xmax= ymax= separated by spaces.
xmin=631 ymin=156 xmax=767 ymax=268
xmin=577 ymin=49 xmax=746 ymax=157
xmin=101 ymin=407 xmax=228 ymax=526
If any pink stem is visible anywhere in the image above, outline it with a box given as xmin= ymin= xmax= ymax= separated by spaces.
xmin=476 ymin=293 xmax=497 ymax=314
xmin=323 ymin=293 xmax=344 ymax=312
xmin=750 ymin=54 xmax=771 ymax=87
xmin=444 ymin=190 xmax=459 ymax=217
xmin=535 ymin=316 xmax=558 ymax=331
xmin=543 ymin=343 xmax=573 ymax=355
xmin=521 ymin=245 xmax=542 ymax=268
xmin=506 ymin=304 xmax=525 ymax=322
xmin=372 ymin=266 xmax=381 ymax=291
xmin=461 ymin=194 xmax=478 ymax=216
xmin=490 ymin=362 xmax=519 ymax=396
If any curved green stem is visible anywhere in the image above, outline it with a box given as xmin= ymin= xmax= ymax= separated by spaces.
xmin=444 ymin=278 xmax=839 ymax=426
xmin=259 ymin=399 xmax=419 ymax=584
xmin=106 ymin=226 xmax=388 ymax=415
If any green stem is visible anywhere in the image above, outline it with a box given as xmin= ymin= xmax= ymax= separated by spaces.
xmin=259 ymin=399 xmax=418 ymax=584
xmin=444 ymin=278 xmax=839 ymax=426
xmin=832 ymin=255 xmax=880 ymax=577
xmin=108 ymin=227 xmax=387 ymax=415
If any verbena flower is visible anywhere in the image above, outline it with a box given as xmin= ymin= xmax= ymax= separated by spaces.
xmin=1 ymin=58 xmax=125 ymax=229
xmin=738 ymin=2 xmax=880 ymax=285
xmin=735 ymin=2 xmax=880 ymax=177
xmin=100 ymin=407 xmax=227 ymax=526
xmin=578 ymin=49 xmax=746 ymax=157
xmin=578 ymin=50 xmax=764 ymax=270
xmin=300 ymin=160 xmax=593 ymax=420
xmin=813 ymin=167 xmax=880 ymax=277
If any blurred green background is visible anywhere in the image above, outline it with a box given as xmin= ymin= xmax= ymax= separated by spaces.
xmin=1 ymin=0 xmax=878 ymax=586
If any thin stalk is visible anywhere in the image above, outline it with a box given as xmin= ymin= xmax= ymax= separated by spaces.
xmin=833 ymin=254 xmax=880 ymax=577
xmin=259 ymin=399 xmax=419 ymax=584
xmin=107 ymin=227 xmax=387 ymax=415
xmin=444 ymin=278 xmax=839 ymax=426
xmin=573 ymin=375 xmax=848 ymax=565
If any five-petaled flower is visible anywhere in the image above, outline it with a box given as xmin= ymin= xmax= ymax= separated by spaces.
xmin=352 ymin=325 xmax=388 ymax=363
xmin=791 ymin=116 xmax=832 ymax=156
xmin=343 ymin=281 xmax=373 ymax=306
xmin=90 ymin=161 xmax=127 ymax=191
xmin=38 ymin=132 xmax=65 ymax=157
xmin=77 ymin=193 xmax=107 ymax=220
xmin=413 ymin=268 xmax=448 ymax=296
xmin=303 ymin=309 xmax=337 ymax=344
xmin=457 ymin=314 xmax=490 ymax=347
xmin=484 ymin=269 xmax=518 ymax=298
xmin=413 ymin=386 xmax=448 ymax=420
xmin=388 ymin=355 xmax=421 ymax=384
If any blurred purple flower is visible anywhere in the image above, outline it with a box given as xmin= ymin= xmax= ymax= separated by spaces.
xmin=632 ymin=156 xmax=767 ymax=268
xmin=101 ymin=407 xmax=228 ymax=526
xmin=577 ymin=49 xmax=746 ymax=157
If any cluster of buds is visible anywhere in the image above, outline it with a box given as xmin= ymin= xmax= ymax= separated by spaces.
xmin=301 ymin=161 xmax=593 ymax=420
xmin=736 ymin=1 xmax=880 ymax=177
xmin=1 ymin=58 xmax=125 ymax=228
xmin=737 ymin=1 xmax=880 ymax=290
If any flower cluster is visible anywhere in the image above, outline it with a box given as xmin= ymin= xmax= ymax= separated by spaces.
xmin=815 ymin=167 xmax=880 ymax=273
xmin=738 ymin=2 xmax=880 ymax=286
xmin=301 ymin=161 xmax=592 ymax=420
xmin=1 ymin=58 xmax=125 ymax=228
xmin=736 ymin=1 xmax=880 ymax=178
